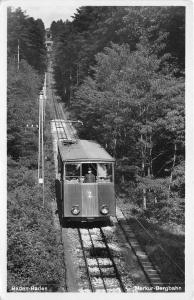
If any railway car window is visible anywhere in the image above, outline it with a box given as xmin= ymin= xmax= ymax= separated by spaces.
xmin=97 ymin=163 xmax=113 ymax=182
xmin=82 ymin=163 xmax=97 ymax=183
xmin=65 ymin=164 xmax=80 ymax=182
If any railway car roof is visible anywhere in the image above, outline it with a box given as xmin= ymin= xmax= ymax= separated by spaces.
xmin=58 ymin=139 xmax=115 ymax=162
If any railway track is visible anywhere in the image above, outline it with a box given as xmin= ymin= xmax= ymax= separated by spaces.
xmin=48 ymin=68 xmax=78 ymax=142
xmin=116 ymin=205 xmax=185 ymax=288
xmin=78 ymin=227 xmax=127 ymax=292
xmin=49 ymin=74 xmax=68 ymax=140
xmin=48 ymin=65 xmax=165 ymax=293
xmin=76 ymin=214 xmax=163 ymax=293
xmin=115 ymin=206 xmax=163 ymax=287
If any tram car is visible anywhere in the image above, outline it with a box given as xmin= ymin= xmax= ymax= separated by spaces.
xmin=55 ymin=139 xmax=116 ymax=221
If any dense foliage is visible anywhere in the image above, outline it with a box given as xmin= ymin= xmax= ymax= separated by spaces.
xmin=51 ymin=6 xmax=185 ymax=102
xmin=7 ymin=59 xmax=40 ymax=160
xmin=7 ymin=8 xmax=65 ymax=290
xmin=7 ymin=7 xmax=47 ymax=73
xmin=51 ymin=6 xmax=185 ymax=225
xmin=7 ymin=5 xmax=185 ymax=290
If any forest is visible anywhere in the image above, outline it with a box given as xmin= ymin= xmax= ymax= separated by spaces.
xmin=7 ymin=8 xmax=65 ymax=290
xmin=51 ymin=6 xmax=185 ymax=226
xmin=7 ymin=5 xmax=185 ymax=290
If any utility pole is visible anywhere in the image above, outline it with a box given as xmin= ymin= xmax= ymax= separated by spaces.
xmin=43 ymin=73 xmax=47 ymax=121
xmin=38 ymin=95 xmax=41 ymax=180
xmin=41 ymin=91 xmax=45 ymax=207
xmin=38 ymin=90 xmax=45 ymax=207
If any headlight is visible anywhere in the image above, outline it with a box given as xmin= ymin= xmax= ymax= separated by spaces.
xmin=71 ymin=205 xmax=80 ymax=215
xmin=100 ymin=205 xmax=109 ymax=215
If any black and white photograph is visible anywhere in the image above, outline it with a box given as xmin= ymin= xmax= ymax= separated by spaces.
xmin=1 ymin=0 xmax=193 ymax=298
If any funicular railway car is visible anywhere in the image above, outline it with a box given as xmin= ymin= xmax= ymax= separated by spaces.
xmin=55 ymin=139 xmax=116 ymax=222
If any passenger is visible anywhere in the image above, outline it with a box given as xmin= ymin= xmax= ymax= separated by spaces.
xmin=84 ymin=168 xmax=96 ymax=183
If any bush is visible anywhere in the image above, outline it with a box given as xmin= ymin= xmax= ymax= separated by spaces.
xmin=7 ymin=60 xmax=66 ymax=290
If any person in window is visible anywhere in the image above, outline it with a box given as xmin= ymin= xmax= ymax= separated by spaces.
xmin=84 ymin=167 xmax=96 ymax=183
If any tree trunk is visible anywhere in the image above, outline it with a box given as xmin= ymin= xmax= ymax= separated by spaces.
xmin=147 ymin=165 xmax=150 ymax=177
xmin=121 ymin=174 xmax=125 ymax=184
xmin=149 ymin=134 xmax=153 ymax=176
xmin=143 ymin=188 xmax=147 ymax=210
xmin=169 ymin=142 xmax=177 ymax=192
xmin=140 ymin=134 xmax=145 ymax=174
xmin=113 ymin=138 xmax=117 ymax=157
xmin=76 ymin=63 xmax=79 ymax=85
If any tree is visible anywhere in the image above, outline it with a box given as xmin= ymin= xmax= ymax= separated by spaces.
xmin=51 ymin=6 xmax=185 ymax=220
xmin=7 ymin=59 xmax=41 ymax=159
xmin=51 ymin=6 xmax=185 ymax=107
xmin=7 ymin=7 xmax=46 ymax=73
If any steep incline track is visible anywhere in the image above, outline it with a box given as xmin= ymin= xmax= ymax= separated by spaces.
xmin=48 ymin=62 xmax=164 ymax=293
xmin=78 ymin=227 xmax=127 ymax=292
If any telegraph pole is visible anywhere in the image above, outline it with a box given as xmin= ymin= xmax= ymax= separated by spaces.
xmin=43 ymin=73 xmax=47 ymax=121
xmin=38 ymin=90 xmax=45 ymax=207
xmin=38 ymin=94 xmax=41 ymax=180
xmin=41 ymin=91 xmax=45 ymax=207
